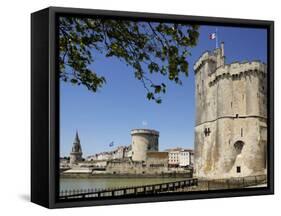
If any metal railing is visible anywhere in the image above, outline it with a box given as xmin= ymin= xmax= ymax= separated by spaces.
xmin=59 ymin=178 xmax=198 ymax=200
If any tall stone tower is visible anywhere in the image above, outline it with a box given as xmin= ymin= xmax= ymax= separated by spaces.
xmin=70 ymin=131 xmax=83 ymax=164
xmin=131 ymin=129 xmax=159 ymax=161
xmin=194 ymin=43 xmax=267 ymax=179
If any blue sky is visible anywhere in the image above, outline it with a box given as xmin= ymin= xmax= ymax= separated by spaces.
xmin=60 ymin=24 xmax=267 ymax=157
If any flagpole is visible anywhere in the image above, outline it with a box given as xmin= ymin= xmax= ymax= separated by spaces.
xmin=216 ymin=28 xmax=218 ymax=49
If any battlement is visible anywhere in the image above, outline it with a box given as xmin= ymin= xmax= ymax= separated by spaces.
xmin=193 ymin=51 xmax=216 ymax=72
xmin=209 ymin=61 xmax=267 ymax=86
xmin=131 ymin=129 xmax=159 ymax=136
xmin=194 ymin=43 xmax=225 ymax=73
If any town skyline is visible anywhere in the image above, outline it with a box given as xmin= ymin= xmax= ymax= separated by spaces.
xmin=60 ymin=129 xmax=194 ymax=158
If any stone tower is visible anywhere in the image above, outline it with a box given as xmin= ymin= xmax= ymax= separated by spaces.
xmin=131 ymin=129 xmax=159 ymax=161
xmin=69 ymin=131 xmax=83 ymax=164
xmin=194 ymin=43 xmax=267 ymax=179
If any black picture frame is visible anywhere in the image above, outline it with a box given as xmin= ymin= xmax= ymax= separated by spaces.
xmin=31 ymin=6 xmax=274 ymax=209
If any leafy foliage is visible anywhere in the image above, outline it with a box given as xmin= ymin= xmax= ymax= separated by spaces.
xmin=59 ymin=17 xmax=199 ymax=103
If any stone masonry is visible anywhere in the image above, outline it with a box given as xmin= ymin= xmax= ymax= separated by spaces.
xmin=194 ymin=43 xmax=267 ymax=179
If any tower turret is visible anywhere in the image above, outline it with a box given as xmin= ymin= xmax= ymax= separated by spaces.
xmin=131 ymin=129 xmax=159 ymax=162
xmin=193 ymin=42 xmax=225 ymax=125
xmin=70 ymin=130 xmax=83 ymax=164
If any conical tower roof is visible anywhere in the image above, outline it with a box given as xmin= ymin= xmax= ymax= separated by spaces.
xmin=74 ymin=130 xmax=80 ymax=143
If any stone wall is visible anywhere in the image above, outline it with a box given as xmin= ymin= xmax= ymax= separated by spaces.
xmin=106 ymin=152 xmax=169 ymax=175
xmin=146 ymin=152 xmax=169 ymax=173
xmin=106 ymin=160 xmax=145 ymax=174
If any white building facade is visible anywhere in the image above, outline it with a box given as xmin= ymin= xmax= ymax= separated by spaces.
xmin=166 ymin=148 xmax=194 ymax=167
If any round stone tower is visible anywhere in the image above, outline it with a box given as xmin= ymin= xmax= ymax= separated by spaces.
xmin=131 ymin=129 xmax=159 ymax=162
xmin=70 ymin=131 xmax=83 ymax=164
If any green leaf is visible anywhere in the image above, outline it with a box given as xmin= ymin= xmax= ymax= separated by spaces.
xmin=70 ymin=79 xmax=78 ymax=84
xmin=154 ymin=85 xmax=162 ymax=93
xmin=147 ymin=92 xmax=154 ymax=100
xmin=155 ymin=99 xmax=162 ymax=104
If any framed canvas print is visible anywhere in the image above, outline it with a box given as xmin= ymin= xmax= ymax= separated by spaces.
xmin=31 ymin=7 xmax=274 ymax=208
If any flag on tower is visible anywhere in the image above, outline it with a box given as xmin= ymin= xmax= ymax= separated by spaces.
xmin=209 ymin=32 xmax=216 ymax=40
xmin=210 ymin=28 xmax=219 ymax=48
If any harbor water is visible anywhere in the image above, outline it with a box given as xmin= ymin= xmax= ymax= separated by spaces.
xmin=60 ymin=177 xmax=187 ymax=191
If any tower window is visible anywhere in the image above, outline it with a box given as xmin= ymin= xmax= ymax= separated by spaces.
xmin=236 ymin=114 xmax=239 ymax=118
xmin=204 ymin=128 xmax=211 ymax=137
xmin=241 ymin=128 xmax=243 ymax=137
xmin=236 ymin=166 xmax=241 ymax=173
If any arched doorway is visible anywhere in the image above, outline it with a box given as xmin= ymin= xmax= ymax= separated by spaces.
xmin=233 ymin=140 xmax=245 ymax=173
xmin=234 ymin=140 xmax=244 ymax=155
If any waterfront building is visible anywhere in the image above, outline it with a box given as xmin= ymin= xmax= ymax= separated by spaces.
xmin=167 ymin=150 xmax=180 ymax=167
xmin=124 ymin=145 xmax=132 ymax=158
xmin=179 ymin=149 xmax=194 ymax=167
xmin=86 ymin=154 xmax=98 ymax=161
xmin=166 ymin=148 xmax=194 ymax=167
xmin=86 ymin=145 xmax=132 ymax=161
xmin=96 ymin=152 xmax=112 ymax=160
xmin=112 ymin=146 xmax=127 ymax=159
